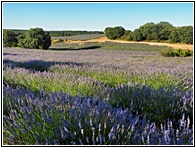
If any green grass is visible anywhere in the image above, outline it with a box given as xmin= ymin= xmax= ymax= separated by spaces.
xmin=3 ymin=67 xmax=104 ymax=97
xmin=4 ymin=62 xmax=190 ymax=99
xmin=50 ymin=42 xmax=167 ymax=52
xmin=49 ymin=65 xmax=180 ymax=88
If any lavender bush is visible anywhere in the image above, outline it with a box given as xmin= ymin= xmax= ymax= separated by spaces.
xmin=109 ymin=84 xmax=193 ymax=127
xmin=3 ymin=85 xmax=193 ymax=145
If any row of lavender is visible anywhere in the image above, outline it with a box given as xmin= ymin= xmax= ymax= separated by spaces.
xmin=3 ymin=85 xmax=193 ymax=145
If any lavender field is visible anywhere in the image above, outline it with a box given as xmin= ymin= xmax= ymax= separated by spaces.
xmin=51 ymin=34 xmax=105 ymax=41
xmin=3 ymin=42 xmax=193 ymax=145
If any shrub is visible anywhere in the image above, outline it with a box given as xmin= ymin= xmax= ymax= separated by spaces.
xmin=51 ymin=38 xmax=67 ymax=44
xmin=51 ymin=39 xmax=58 ymax=44
xmin=160 ymin=48 xmax=175 ymax=57
xmin=161 ymin=48 xmax=193 ymax=57
xmin=18 ymin=28 xmax=51 ymax=49
xmin=3 ymin=30 xmax=18 ymax=47
xmin=185 ymin=49 xmax=193 ymax=57
xmin=174 ymin=49 xmax=186 ymax=57
xmin=58 ymin=38 xmax=64 ymax=42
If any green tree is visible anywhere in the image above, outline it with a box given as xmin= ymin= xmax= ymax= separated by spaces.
xmin=3 ymin=30 xmax=18 ymax=47
xmin=156 ymin=21 xmax=174 ymax=40
xmin=169 ymin=28 xmax=180 ymax=43
xmin=139 ymin=22 xmax=158 ymax=40
xmin=104 ymin=27 xmax=113 ymax=39
xmin=132 ymin=29 xmax=143 ymax=41
xmin=120 ymin=30 xmax=132 ymax=41
xmin=104 ymin=26 xmax=125 ymax=40
xmin=18 ymin=28 xmax=51 ymax=49
xmin=17 ymin=34 xmax=26 ymax=47
xmin=178 ymin=26 xmax=193 ymax=44
xmin=169 ymin=26 xmax=193 ymax=44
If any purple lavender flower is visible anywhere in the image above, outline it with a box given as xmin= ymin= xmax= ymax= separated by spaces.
xmin=108 ymin=132 xmax=116 ymax=140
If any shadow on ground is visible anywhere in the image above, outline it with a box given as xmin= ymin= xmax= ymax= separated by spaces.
xmin=3 ymin=59 xmax=89 ymax=72
xmin=49 ymin=45 xmax=101 ymax=51
xmin=3 ymin=53 xmax=18 ymax=56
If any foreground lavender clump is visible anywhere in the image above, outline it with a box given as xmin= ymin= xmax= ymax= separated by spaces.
xmin=3 ymin=85 xmax=193 ymax=145
xmin=110 ymin=83 xmax=193 ymax=126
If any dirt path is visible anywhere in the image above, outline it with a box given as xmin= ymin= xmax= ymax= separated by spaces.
xmin=67 ymin=37 xmax=193 ymax=50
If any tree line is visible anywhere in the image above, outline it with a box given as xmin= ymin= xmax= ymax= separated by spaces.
xmin=3 ymin=22 xmax=193 ymax=50
xmin=104 ymin=21 xmax=193 ymax=44
xmin=48 ymin=30 xmax=103 ymax=37
xmin=3 ymin=29 xmax=104 ymax=37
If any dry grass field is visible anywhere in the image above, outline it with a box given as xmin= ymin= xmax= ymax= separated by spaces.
xmin=66 ymin=36 xmax=193 ymax=50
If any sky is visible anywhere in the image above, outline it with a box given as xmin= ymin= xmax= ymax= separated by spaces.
xmin=2 ymin=2 xmax=194 ymax=31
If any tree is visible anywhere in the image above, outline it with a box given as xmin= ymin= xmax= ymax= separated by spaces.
xmin=120 ymin=30 xmax=133 ymax=41
xmin=178 ymin=26 xmax=193 ymax=44
xmin=104 ymin=27 xmax=114 ymax=39
xmin=156 ymin=21 xmax=174 ymax=40
xmin=17 ymin=34 xmax=26 ymax=47
xmin=169 ymin=26 xmax=193 ymax=44
xmin=3 ymin=30 xmax=18 ymax=47
xmin=104 ymin=26 xmax=125 ymax=40
xmin=169 ymin=28 xmax=180 ymax=43
xmin=132 ymin=29 xmax=143 ymax=41
xmin=139 ymin=22 xmax=158 ymax=40
xmin=18 ymin=28 xmax=51 ymax=49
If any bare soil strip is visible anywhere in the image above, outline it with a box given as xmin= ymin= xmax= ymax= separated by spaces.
xmin=66 ymin=37 xmax=193 ymax=50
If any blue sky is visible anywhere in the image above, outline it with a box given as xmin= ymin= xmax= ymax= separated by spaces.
xmin=3 ymin=2 xmax=194 ymax=31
